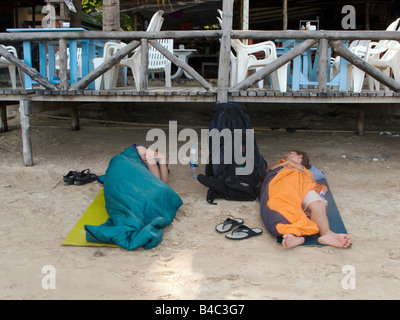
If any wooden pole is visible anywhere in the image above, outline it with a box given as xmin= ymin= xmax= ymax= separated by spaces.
xmin=0 ymin=103 xmax=7 ymax=133
xmin=241 ymin=0 xmax=249 ymax=44
xmin=217 ymin=0 xmax=234 ymax=103
xmin=231 ymin=39 xmax=318 ymax=91
xmin=329 ymin=40 xmax=400 ymax=92
xmin=70 ymin=0 xmax=82 ymax=27
xmin=317 ymin=39 xmax=329 ymax=92
xmin=59 ymin=39 xmax=68 ymax=90
xmin=357 ymin=107 xmax=365 ymax=136
xmin=0 ymin=30 xmax=222 ymax=42
xmin=140 ymin=39 xmax=149 ymax=91
xmin=58 ymin=38 xmax=80 ymax=130
xmin=19 ymin=100 xmax=33 ymax=166
xmin=1 ymin=30 xmax=399 ymax=43
xmin=283 ymin=0 xmax=288 ymax=31
xmin=103 ymin=0 xmax=120 ymax=32
xmin=69 ymin=106 xmax=80 ymax=131
xmin=103 ymin=0 xmax=123 ymax=87
xmin=365 ymin=0 xmax=370 ymax=30
xmin=230 ymin=30 xmax=400 ymax=41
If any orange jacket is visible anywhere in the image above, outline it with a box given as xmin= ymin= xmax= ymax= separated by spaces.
xmin=266 ymin=160 xmax=324 ymax=236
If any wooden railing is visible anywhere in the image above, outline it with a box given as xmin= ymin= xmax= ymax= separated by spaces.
xmin=1 ymin=1 xmax=400 ymax=103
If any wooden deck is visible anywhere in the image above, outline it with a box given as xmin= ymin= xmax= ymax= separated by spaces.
xmin=1 ymin=86 xmax=399 ymax=104
xmin=1 ymin=0 xmax=400 ymax=165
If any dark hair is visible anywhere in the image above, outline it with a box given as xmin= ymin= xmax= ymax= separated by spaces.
xmin=291 ymin=150 xmax=311 ymax=169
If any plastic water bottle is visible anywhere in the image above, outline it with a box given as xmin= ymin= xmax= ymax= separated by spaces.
xmin=189 ymin=144 xmax=199 ymax=179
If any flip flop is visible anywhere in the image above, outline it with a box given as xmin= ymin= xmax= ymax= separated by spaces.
xmin=215 ymin=218 xmax=244 ymax=233
xmin=74 ymin=169 xmax=99 ymax=186
xmin=225 ymin=225 xmax=263 ymax=240
xmin=63 ymin=171 xmax=79 ymax=185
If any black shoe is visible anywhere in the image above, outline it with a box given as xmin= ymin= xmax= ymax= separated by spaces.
xmin=63 ymin=171 xmax=79 ymax=185
xmin=74 ymin=169 xmax=98 ymax=186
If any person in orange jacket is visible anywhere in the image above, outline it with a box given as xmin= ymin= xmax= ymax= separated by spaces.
xmin=264 ymin=150 xmax=352 ymax=249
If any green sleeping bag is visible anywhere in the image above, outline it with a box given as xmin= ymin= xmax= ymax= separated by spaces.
xmin=85 ymin=147 xmax=183 ymax=250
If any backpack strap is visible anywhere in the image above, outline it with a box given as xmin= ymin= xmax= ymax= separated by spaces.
xmin=206 ymin=189 xmax=218 ymax=205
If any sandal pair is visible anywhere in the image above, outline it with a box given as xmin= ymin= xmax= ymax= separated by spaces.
xmin=215 ymin=218 xmax=263 ymax=240
xmin=63 ymin=169 xmax=98 ymax=186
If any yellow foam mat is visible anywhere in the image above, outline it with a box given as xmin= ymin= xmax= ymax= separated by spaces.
xmin=61 ymin=189 xmax=119 ymax=247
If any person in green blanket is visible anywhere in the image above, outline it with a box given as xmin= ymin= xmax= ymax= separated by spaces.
xmin=84 ymin=144 xmax=182 ymax=250
xmin=134 ymin=144 xmax=169 ymax=184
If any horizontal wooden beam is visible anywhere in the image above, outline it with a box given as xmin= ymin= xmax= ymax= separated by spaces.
xmin=2 ymin=30 xmax=400 ymax=43
xmin=1 ymin=88 xmax=398 ymax=104
xmin=231 ymin=30 xmax=400 ymax=41
xmin=0 ymin=30 xmax=222 ymax=42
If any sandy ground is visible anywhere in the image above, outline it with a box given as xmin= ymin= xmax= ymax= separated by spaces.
xmin=1 ymin=106 xmax=400 ymax=300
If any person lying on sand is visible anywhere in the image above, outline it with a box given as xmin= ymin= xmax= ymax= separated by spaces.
xmin=261 ymin=150 xmax=352 ymax=249
xmin=133 ymin=144 xmax=169 ymax=184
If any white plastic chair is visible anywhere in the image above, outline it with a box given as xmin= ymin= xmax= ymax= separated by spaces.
xmin=217 ymin=11 xmax=287 ymax=92
xmin=92 ymin=10 xmax=164 ymax=90
xmin=350 ymin=18 xmax=400 ymax=92
xmin=366 ymin=43 xmax=400 ymax=91
xmin=331 ymin=40 xmax=371 ymax=92
xmin=117 ymin=11 xmax=168 ymax=89
xmin=120 ymin=38 xmax=173 ymax=89
xmin=93 ymin=42 xmax=126 ymax=89
xmin=365 ymin=19 xmax=400 ymax=91
xmin=0 ymin=45 xmax=19 ymax=89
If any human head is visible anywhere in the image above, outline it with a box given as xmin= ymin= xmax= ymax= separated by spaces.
xmin=135 ymin=145 xmax=148 ymax=163
xmin=284 ymin=150 xmax=311 ymax=169
xmin=134 ymin=145 xmax=168 ymax=170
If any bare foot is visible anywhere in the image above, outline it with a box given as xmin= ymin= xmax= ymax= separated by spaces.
xmin=318 ymin=231 xmax=352 ymax=248
xmin=282 ymin=234 xmax=305 ymax=248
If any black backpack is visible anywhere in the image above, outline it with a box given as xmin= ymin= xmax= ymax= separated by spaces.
xmin=197 ymin=102 xmax=267 ymax=204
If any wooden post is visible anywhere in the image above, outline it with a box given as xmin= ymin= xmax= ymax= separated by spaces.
xmin=103 ymin=0 xmax=120 ymax=32
xmin=19 ymin=100 xmax=33 ymax=166
xmin=365 ymin=0 xmax=370 ymax=30
xmin=283 ymin=0 xmax=288 ymax=31
xmin=0 ymin=103 xmax=7 ymax=133
xmin=59 ymin=1 xmax=70 ymax=26
xmin=103 ymin=0 xmax=123 ymax=87
xmin=70 ymin=107 xmax=80 ymax=131
xmin=70 ymin=0 xmax=82 ymax=27
xmin=317 ymin=39 xmax=329 ymax=92
xmin=58 ymin=38 xmax=79 ymax=129
xmin=140 ymin=39 xmax=149 ymax=91
xmin=330 ymin=40 xmax=400 ymax=92
xmin=217 ymin=0 xmax=234 ymax=103
xmin=241 ymin=0 xmax=249 ymax=44
xmin=59 ymin=39 xmax=68 ymax=90
xmin=357 ymin=107 xmax=365 ymax=136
